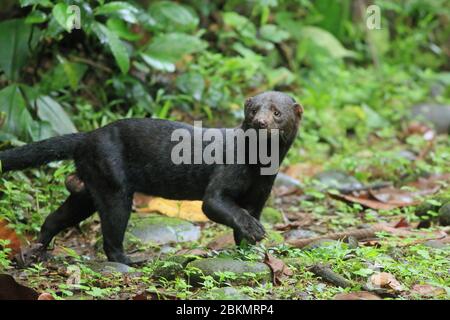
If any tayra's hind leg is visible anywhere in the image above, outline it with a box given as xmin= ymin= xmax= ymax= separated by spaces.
xmin=38 ymin=191 xmax=96 ymax=247
xmin=16 ymin=191 xmax=96 ymax=266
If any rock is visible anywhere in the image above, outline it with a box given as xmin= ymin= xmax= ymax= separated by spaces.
xmin=438 ymin=203 xmax=450 ymax=226
xmin=415 ymin=194 xmax=450 ymax=227
xmin=153 ymin=255 xmax=198 ymax=280
xmin=423 ymin=240 xmax=448 ymax=249
xmin=208 ymin=287 xmax=250 ymax=300
xmin=303 ymin=238 xmax=339 ymax=250
xmin=274 ymin=172 xmax=302 ymax=188
xmin=87 ymin=261 xmax=133 ymax=274
xmin=261 ymin=207 xmax=284 ymax=224
xmin=284 ymin=229 xmax=318 ymax=241
xmin=312 ymin=170 xmax=363 ymax=192
xmin=397 ymin=150 xmax=417 ymax=161
xmin=187 ymin=258 xmax=271 ymax=286
xmin=410 ymin=103 xmax=450 ymax=134
xmin=344 ymin=236 xmax=359 ymax=249
xmin=128 ymin=214 xmax=201 ymax=245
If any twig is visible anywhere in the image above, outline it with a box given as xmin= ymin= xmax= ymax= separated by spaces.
xmin=287 ymin=225 xmax=386 ymax=248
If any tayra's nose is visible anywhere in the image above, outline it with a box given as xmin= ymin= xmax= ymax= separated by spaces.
xmin=256 ymin=119 xmax=268 ymax=128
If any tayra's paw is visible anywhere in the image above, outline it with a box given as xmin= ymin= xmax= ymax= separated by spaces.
xmin=234 ymin=212 xmax=266 ymax=244
xmin=14 ymin=243 xmax=51 ymax=268
xmin=106 ymin=252 xmax=132 ymax=265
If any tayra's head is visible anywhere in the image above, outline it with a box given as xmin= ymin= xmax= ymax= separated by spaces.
xmin=243 ymin=91 xmax=303 ymax=142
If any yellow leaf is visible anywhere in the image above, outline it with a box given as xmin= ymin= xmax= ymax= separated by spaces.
xmin=135 ymin=196 xmax=209 ymax=222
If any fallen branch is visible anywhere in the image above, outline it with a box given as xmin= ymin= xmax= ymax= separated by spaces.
xmin=287 ymin=225 xmax=386 ymax=248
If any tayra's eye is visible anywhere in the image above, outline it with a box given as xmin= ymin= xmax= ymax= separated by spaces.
xmin=274 ymin=110 xmax=281 ymax=117
xmin=251 ymin=109 xmax=258 ymax=115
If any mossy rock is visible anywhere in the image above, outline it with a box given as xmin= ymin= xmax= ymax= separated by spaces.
xmin=87 ymin=261 xmax=134 ymax=274
xmin=415 ymin=194 xmax=450 ymax=226
xmin=128 ymin=214 xmax=201 ymax=245
xmin=186 ymin=258 xmax=271 ymax=286
xmin=152 ymin=255 xmax=198 ymax=280
xmin=312 ymin=170 xmax=363 ymax=191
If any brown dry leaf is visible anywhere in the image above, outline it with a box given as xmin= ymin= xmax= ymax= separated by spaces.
xmin=207 ymin=233 xmax=235 ymax=251
xmin=38 ymin=293 xmax=55 ymax=300
xmin=135 ymin=196 xmax=208 ymax=222
xmin=369 ymin=187 xmax=417 ymax=205
xmin=331 ymin=193 xmax=403 ymax=210
xmin=334 ymin=291 xmax=381 ymax=300
xmin=264 ymin=253 xmax=293 ymax=285
xmin=0 ymin=219 xmax=22 ymax=257
xmin=0 ymin=274 xmax=39 ymax=300
xmin=411 ymin=284 xmax=446 ymax=297
xmin=284 ymin=163 xmax=323 ymax=181
xmin=369 ymin=272 xmax=405 ymax=292
xmin=274 ymin=217 xmax=314 ymax=231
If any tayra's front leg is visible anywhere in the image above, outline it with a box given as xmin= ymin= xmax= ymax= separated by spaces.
xmin=202 ymin=192 xmax=266 ymax=245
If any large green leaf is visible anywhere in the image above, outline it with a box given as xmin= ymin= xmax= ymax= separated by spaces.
xmin=141 ymin=33 xmax=206 ymax=72
xmin=52 ymin=3 xmax=72 ymax=32
xmin=0 ymin=85 xmax=34 ymax=140
xmin=35 ymin=96 xmax=77 ymax=135
xmin=0 ymin=19 xmax=33 ymax=81
xmin=298 ymin=26 xmax=357 ymax=60
xmin=95 ymin=1 xmax=140 ymax=23
xmin=175 ymin=72 xmax=205 ymax=100
xmin=106 ymin=18 xmax=141 ymax=41
xmin=149 ymin=1 xmax=199 ymax=32
xmin=93 ymin=23 xmax=130 ymax=74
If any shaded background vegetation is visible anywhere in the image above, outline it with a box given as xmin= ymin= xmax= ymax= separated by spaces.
xmin=0 ymin=0 xmax=448 ymax=145
xmin=0 ymin=0 xmax=449 ymax=300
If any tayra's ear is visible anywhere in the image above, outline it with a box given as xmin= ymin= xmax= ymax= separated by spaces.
xmin=244 ymin=97 xmax=253 ymax=108
xmin=293 ymin=103 xmax=304 ymax=119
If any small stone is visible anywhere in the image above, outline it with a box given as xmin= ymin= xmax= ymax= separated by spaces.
xmin=303 ymin=238 xmax=339 ymax=250
xmin=344 ymin=236 xmax=359 ymax=249
xmin=438 ymin=203 xmax=450 ymax=226
xmin=87 ymin=261 xmax=133 ymax=274
xmin=423 ymin=240 xmax=447 ymax=249
xmin=410 ymin=103 xmax=450 ymax=134
xmin=284 ymin=229 xmax=318 ymax=241
xmin=312 ymin=170 xmax=363 ymax=192
xmin=187 ymin=258 xmax=271 ymax=286
xmin=274 ymin=173 xmax=302 ymax=188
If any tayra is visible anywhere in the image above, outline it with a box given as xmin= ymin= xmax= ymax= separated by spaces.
xmin=0 ymin=91 xmax=303 ymax=264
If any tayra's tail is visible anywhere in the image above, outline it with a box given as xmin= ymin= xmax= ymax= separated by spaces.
xmin=0 ymin=133 xmax=86 ymax=172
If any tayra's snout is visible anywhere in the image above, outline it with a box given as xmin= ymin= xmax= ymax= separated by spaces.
xmin=254 ymin=118 xmax=269 ymax=129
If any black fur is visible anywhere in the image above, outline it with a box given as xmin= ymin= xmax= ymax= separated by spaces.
xmin=0 ymin=91 xmax=302 ymax=264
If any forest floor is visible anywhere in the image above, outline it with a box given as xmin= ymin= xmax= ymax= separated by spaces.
xmin=1 ymin=119 xmax=449 ymax=300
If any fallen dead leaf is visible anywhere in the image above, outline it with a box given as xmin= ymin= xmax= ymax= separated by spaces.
xmin=264 ymin=253 xmax=293 ymax=285
xmin=0 ymin=219 xmax=22 ymax=257
xmin=331 ymin=192 xmax=405 ymax=210
xmin=334 ymin=291 xmax=381 ymax=300
xmin=411 ymin=284 xmax=446 ymax=297
xmin=369 ymin=272 xmax=405 ymax=292
xmin=0 ymin=274 xmax=39 ymax=300
xmin=38 ymin=293 xmax=55 ymax=300
xmin=207 ymin=233 xmax=235 ymax=251
xmin=284 ymin=163 xmax=323 ymax=181
xmin=135 ymin=196 xmax=208 ymax=222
